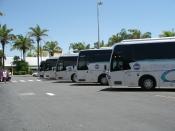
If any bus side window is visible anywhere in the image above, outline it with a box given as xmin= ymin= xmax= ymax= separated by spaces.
xmin=119 ymin=57 xmax=131 ymax=70
xmin=112 ymin=56 xmax=131 ymax=71
xmin=123 ymin=58 xmax=131 ymax=70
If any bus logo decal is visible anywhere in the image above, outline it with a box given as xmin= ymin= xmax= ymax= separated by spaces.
xmin=133 ymin=63 xmax=140 ymax=70
xmin=161 ymin=69 xmax=175 ymax=82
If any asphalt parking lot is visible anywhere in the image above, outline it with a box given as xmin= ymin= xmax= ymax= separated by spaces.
xmin=0 ymin=76 xmax=175 ymax=131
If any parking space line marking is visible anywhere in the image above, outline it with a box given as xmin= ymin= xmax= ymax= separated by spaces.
xmin=28 ymin=80 xmax=34 ymax=82
xmin=46 ymin=93 xmax=55 ymax=96
xmin=155 ymin=95 xmax=175 ymax=100
xmin=11 ymin=80 xmax=43 ymax=83
xmin=11 ymin=80 xmax=18 ymax=83
xmin=19 ymin=80 xmax=26 ymax=82
xmin=19 ymin=92 xmax=35 ymax=96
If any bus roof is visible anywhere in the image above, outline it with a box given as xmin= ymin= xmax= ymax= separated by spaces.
xmin=60 ymin=54 xmax=78 ymax=57
xmin=59 ymin=55 xmax=78 ymax=58
xmin=114 ymin=37 xmax=175 ymax=47
xmin=62 ymin=53 xmax=78 ymax=56
xmin=79 ymin=48 xmax=112 ymax=53
xmin=58 ymin=55 xmax=78 ymax=60
xmin=45 ymin=57 xmax=59 ymax=61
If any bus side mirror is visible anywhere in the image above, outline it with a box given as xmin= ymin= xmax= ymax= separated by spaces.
xmin=104 ymin=65 xmax=107 ymax=70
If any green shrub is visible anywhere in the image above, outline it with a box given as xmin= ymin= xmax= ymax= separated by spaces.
xmin=18 ymin=71 xmax=27 ymax=75
xmin=28 ymin=69 xmax=33 ymax=75
xmin=13 ymin=60 xmax=29 ymax=75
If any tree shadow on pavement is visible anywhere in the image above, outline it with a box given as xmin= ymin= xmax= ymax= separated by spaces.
xmin=70 ymin=83 xmax=104 ymax=86
xmin=52 ymin=81 xmax=73 ymax=83
xmin=100 ymin=87 xmax=175 ymax=92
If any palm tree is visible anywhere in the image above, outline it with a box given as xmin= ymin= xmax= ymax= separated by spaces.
xmin=0 ymin=50 xmax=3 ymax=66
xmin=43 ymin=41 xmax=62 ymax=57
xmin=0 ymin=24 xmax=14 ymax=69
xmin=12 ymin=35 xmax=33 ymax=61
xmin=33 ymin=46 xmax=48 ymax=57
xmin=29 ymin=24 xmax=48 ymax=71
xmin=26 ymin=43 xmax=36 ymax=57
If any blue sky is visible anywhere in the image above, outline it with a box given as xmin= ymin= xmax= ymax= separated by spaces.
xmin=1 ymin=0 xmax=175 ymax=57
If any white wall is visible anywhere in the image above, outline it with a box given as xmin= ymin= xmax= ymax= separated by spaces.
xmin=5 ymin=57 xmax=49 ymax=67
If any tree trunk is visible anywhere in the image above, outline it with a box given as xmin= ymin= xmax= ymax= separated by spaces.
xmin=23 ymin=50 xmax=26 ymax=61
xmin=2 ymin=43 xmax=5 ymax=69
xmin=37 ymin=40 xmax=40 ymax=72
xmin=40 ymin=45 xmax=42 ymax=62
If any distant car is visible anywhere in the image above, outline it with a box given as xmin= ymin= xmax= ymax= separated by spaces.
xmin=32 ymin=72 xmax=38 ymax=77
xmin=7 ymin=72 xmax=11 ymax=81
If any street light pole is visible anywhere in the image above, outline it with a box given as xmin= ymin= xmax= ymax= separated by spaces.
xmin=97 ymin=0 xmax=102 ymax=49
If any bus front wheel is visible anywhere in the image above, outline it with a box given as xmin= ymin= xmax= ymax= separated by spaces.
xmin=140 ymin=76 xmax=156 ymax=90
xmin=99 ymin=75 xmax=108 ymax=85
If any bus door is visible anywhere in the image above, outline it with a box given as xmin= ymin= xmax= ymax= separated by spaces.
xmin=110 ymin=55 xmax=131 ymax=86
xmin=86 ymin=63 xmax=101 ymax=82
xmin=56 ymin=62 xmax=65 ymax=80
xmin=77 ymin=56 xmax=88 ymax=82
xmin=65 ymin=66 xmax=75 ymax=80
xmin=77 ymin=69 xmax=87 ymax=82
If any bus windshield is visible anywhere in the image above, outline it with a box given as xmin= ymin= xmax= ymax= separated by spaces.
xmin=110 ymin=53 xmax=131 ymax=71
xmin=56 ymin=56 xmax=78 ymax=71
xmin=77 ymin=49 xmax=112 ymax=70
xmin=45 ymin=59 xmax=58 ymax=71
xmin=77 ymin=55 xmax=88 ymax=70
xmin=40 ymin=61 xmax=46 ymax=71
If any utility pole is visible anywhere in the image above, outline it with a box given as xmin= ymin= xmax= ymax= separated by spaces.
xmin=97 ymin=0 xmax=103 ymax=49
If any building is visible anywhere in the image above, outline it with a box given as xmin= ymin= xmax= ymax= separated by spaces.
xmin=5 ymin=57 xmax=49 ymax=70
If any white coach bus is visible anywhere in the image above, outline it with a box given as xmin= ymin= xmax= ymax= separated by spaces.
xmin=107 ymin=37 xmax=175 ymax=90
xmin=43 ymin=57 xmax=58 ymax=79
xmin=55 ymin=55 xmax=78 ymax=82
xmin=76 ymin=48 xmax=112 ymax=85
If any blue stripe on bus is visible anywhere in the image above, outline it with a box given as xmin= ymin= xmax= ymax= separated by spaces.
xmin=161 ymin=69 xmax=175 ymax=82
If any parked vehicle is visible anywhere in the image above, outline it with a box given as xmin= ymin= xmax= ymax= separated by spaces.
xmin=107 ymin=37 xmax=175 ymax=90
xmin=38 ymin=61 xmax=46 ymax=77
xmin=55 ymin=55 xmax=78 ymax=82
xmin=76 ymin=48 xmax=112 ymax=85
xmin=43 ymin=57 xmax=58 ymax=79
xmin=32 ymin=72 xmax=38 ymax=77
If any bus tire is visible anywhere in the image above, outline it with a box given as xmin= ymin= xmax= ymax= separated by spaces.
xmin=71 ymin=74 xmax=76 ymax=82
xmin=139 ymin=75 xmax=156 ymax=90
xmin=99 ymin=74 xmax=108 ymax=85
